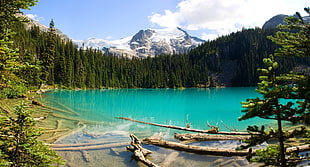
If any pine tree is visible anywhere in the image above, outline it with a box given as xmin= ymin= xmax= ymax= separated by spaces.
xmin=239 ymin=8 xmax=310 ymax=166
xmin=0 ymin=0 xmax=38 ymax=98
xmin=40 ymin=19 xmax=56 ymax=85
xmin=0 ymin=103 xmax=64 ymax=166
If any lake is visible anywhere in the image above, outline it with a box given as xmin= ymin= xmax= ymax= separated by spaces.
xmin=39 ymin=87 xmax=271 ymax=166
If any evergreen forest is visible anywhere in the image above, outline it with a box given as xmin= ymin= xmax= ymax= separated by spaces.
xmin=3 ymin=16 xmax=310 ymax=96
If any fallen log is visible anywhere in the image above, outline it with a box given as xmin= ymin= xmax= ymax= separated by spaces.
xmin=32 ymin=100 xmax=80 ymax=116
xmin=51 ymin=123 xmax=87 ymax=144
xmin=142 ymin=138 xmax=254 ymax=157
xmin=52 ymin=142 xmax=130 ymax=151
xmin=174 ymin=133 xmax=250 ymax=141
xmin=52 ymin=100 xmax=80 ymax=116
xmin=50 ymin=141 xmax=116 ymax=148
xmin=116 ymin=117 xmax=258 ymax=135
xmin=51 ymin=113 xmax=110 ymax=125
xmin=287 ymin=144 xmax=310 ymax=153
xmin=34 ymin=116 xmax=47 ymax=121
xmin=127 ymin=134 xmax=159 ymax=167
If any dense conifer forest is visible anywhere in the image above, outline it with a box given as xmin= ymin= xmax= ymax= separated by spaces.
xmin=10 ymin=21 xmax=310 ymax=92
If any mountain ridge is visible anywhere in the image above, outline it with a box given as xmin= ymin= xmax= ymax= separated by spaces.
xmin=262 ymin=14 xmax=310 ymax=30
xmin=73 ymin=27 xmax=205 ymax=57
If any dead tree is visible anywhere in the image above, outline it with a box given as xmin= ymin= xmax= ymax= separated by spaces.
xmin=126 ymin=134 xmax=159 ymax=167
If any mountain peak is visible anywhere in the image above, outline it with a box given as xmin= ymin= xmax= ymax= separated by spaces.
xmin=262 ymin=14 xmax=289 ymax=30
xmin=73 ymin=27 xmax=204 ymax=57
xmin=262 ymin=14 xmax=310 ymax=30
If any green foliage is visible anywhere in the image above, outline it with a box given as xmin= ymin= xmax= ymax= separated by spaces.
xmin=0 ymin=0 xmax=39 ymax=98
xmin=239 ymin=8 xmax=310 ymax=166
xmin=252 ymin=146 xmax=282 ymax=166
xmin=40 ymin=19 xmax=56 ymax=85
xmin=0 ymin=27 xmax=27 ymax=98
xmin=0 ymin=103 xmax=64 ymax=166
xmin=252 ymin=145 xmax=301 ymax=167
xmin=0 ymin=0 xmax=38 ymax=33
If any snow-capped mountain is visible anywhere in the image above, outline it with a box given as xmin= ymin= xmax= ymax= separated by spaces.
xmin=73 ymin=27 xmax=205 ymax=57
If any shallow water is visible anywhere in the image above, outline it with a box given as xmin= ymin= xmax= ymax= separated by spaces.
xmin=39 ymin=87 xmax=272 ymax=166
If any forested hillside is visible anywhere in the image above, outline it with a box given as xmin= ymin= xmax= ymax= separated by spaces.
xmin=189 ymin=28 xmax=310 ymax=86
xmin=11 ymin=21 xmax=310 ymax=91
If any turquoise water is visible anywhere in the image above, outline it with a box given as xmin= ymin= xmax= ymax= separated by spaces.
xmin=42 ymin=87 xmax=273 ymax=134
xmin=41 ymin=87 xmax=272 ymax=166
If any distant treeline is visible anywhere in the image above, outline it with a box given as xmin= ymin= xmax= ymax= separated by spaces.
xmin=13 ymin=23 xmax=310 ymax=89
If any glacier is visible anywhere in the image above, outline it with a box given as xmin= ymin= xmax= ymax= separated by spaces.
xmin=73 ymin=27 xmax=205 ymax=58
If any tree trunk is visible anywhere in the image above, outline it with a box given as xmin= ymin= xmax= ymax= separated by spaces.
xmin=287 ymin=144 xmax=310 ymax=153
xmin=276 ymin=104 xmax=286 ymax=167
xmin=143 ymin=137 xmax=254 ymax=157
xmin=174 ymin=133 xmax=250 ymax=141
xmin=117 ymin=117 xmax=258 ymax=135
xmin=127 ymin=134 xmax=159 ymax=167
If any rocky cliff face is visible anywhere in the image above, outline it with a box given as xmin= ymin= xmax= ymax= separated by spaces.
xmin=74 ymin=27 xmax=205 ymax=57
xmin=262 ymin=14 xmax=310 ymax=30
xmin=262 ymin=14 xmax=289 ymax=30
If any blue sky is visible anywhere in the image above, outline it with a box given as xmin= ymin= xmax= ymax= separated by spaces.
xmin=23 ymin=0 xmax=309 ymax=40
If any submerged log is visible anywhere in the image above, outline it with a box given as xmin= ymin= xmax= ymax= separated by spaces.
xmin=117 ymin=117 xmax=258 ymax=135
xmin=81 ymin=150 xmax=91 ymax=162
xmin=34 ymin=116 xmax=47 ymax=121
xmin=127 ymin=134 xmax=159 ymax=167
xmin=51 ymin=113 xmax=110 ymax=125
xmin=50 ymin=141 xmax=114 ymax=148
xmin=160 ymin=152 xmax=180 ymax=167
xmin=52 ymin=100 xmax=80 ymax=116
xmin=174 ymin=133 xmax=250 ymax=141
xmin=32 ymin=100 xmax=80 ymax=116
xmin=51 ymin=142 xmax=130 ymax=151
xmin=143 ymin=138 xmax=254 ymax=157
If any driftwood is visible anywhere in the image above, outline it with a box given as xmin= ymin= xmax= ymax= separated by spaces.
xmin=143 ymin=137 xmax=254 ymax=157
xmin=174 ymin=133 xmax=250 ymax=141
xmin=287 ymin=144 xmax=310 ymax=153
xmin=127 ymin=134 xmax=159 ymax=167
xmin=117 ymin=117 xmax=257 ymax=135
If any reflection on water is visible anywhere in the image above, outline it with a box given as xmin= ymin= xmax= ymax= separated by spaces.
xmin=38 ymin=88 xmax=269 ymax=166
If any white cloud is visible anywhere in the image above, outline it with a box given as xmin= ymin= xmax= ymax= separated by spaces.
xmin=201 ymin=32 xmax=218 ymax=41
xmin=26 ymin=14 xmax=45 ymax=22
xmin=149 ymin=10 xmax=184 ymax=28
xmin=149 ymin=0 xmax=307 ymax=40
